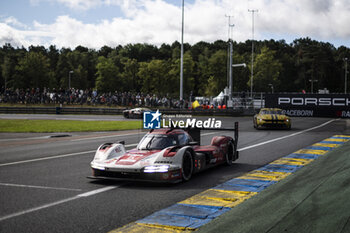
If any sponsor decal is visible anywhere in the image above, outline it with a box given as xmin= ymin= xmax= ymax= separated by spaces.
xmin=266 ymin=94 xmax=350 ymax=118
xmin=143 ymin=110 xmax=161 ymax=129
xmin=340 ymin=111 xmax=350 ymax=118
xmin=162 ymin=114 xmax=193 ymax=118
xmin=282 ymin=109 xmax=314 ymax=117
xmin=162 ymin=118 xmax=222 ymax=128
xmin=143 ymin=110 xmax=222 ymax=129
xmin=278 ymin=97 xmax=350 ymax=106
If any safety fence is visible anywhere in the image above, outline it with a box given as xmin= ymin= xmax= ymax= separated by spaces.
xmin=0 ymin=106 xmax=257 ymax=116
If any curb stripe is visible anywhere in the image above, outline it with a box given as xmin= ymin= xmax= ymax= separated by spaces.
xmin=179 ymin=189 xmax=257 ymax=208
xmin=257 ymin=164 xmax=302 ymax=173
xmin=293 ymin=149 xmax=328 ymax=155
xmin=318 ymin=140 xmax=344 ymax=144
xmin=110 ymin=134 xmax=350 ymax=233
xmin=285 ymin=153 xmax=323 ymax=160
xmin=238 ymin=170 xmax=291 ymax=181
xmin=324 ymin=138 xmax=349 ymax=142
xmin=306 ymin=146 xmax=333 ymax=151
xmin=270 ymin=157 xmax=313 ymax=166
xmin=110 ymin=222 xmax=195 ymax=232
xmin=331 ymin=135 xmax=350 ymax=139
xmin=312 ymin=143 xmax=340 ymax=147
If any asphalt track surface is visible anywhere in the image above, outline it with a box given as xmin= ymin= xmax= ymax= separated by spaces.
xmin=0 ymin=115 xmax=349 ymax=233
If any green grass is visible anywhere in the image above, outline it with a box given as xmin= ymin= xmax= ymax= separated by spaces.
xmin=0 ymin=119 xmax=142 ymax=133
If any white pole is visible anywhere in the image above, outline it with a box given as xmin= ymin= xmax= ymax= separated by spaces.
xmin=225 ymin=15 xmax=233 ymax=89
xmin=248 ymin=9 xmax=258 ymax=99
xmin=229 ymin=40 xmax=233 ymax=100
xmin=345 ymin=58 xmax=348 ymax=94
xmin=69 ymin=71 xmax=73 ymax=89
xmin=180 ymin=0 xmax=184 ymax=101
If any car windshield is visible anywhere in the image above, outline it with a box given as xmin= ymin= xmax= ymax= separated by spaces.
xmin=260 ymin=110 xmax=283 ymax=115
xmin=137 ymin=134 xmax=178 ymax=150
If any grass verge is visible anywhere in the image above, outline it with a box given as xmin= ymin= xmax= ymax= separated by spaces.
xmin=0 ymin=119 xmax=142 ymax=133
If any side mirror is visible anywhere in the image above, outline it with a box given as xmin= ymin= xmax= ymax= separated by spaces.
xmin=117 ymin=141 xmax=125 ymax=145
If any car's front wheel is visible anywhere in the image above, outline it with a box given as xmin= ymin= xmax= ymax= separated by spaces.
xmin=182 ymin=151 xmax=193 ymax=181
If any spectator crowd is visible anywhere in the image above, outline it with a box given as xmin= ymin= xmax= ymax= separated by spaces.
xmin=0 ymin=87 xmax=190 ymax=108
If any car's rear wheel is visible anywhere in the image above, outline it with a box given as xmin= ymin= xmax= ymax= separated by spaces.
xmin=225 ymin=142 xmax=234 ymax=166
xmin=182 ymin=151 xmax=193 ymax=181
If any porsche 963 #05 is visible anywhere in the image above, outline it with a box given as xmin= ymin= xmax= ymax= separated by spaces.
xmin=89 ymin=123 xmax=239 ymax=183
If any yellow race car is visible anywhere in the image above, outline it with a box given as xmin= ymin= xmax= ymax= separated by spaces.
xmin=253 ymin=108 xmax=291 ymax=129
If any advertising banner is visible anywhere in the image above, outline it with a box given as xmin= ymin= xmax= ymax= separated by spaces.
xmin=265 ymin=94 xmax=350 ymax=118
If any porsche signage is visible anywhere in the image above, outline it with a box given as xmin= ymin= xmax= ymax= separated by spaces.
xmin=265 ymin=94 xmax=350 ymax=118
xmin=278 ymin=97 xmax=350 ymax=106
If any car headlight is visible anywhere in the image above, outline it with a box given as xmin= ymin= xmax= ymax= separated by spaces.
xmin=144 ymin=165 xmax=169 ymax=173
xmin=285 ymin=118 xmax=290 ymax=122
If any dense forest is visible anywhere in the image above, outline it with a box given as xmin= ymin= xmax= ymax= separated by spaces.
xmin=1 ymin=37 xmax=349 ymax=98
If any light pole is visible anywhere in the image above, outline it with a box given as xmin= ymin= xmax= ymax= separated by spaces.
xmin=229 ymin=63 xmax=247 ymax=108
xmin=309 ymin=79 xmax=318 ymax=93
xmin=248 ymin=9 xmax=258 ymax=99
xmin=268 ymin=84 xmax=274 ymax=93
xmin=69 ymin=70 xmax=74 ymax=89
xmin=180 ymin=0 xmax=184 ymax=102
xmin=229 ymin=40 xmax=233 ymax=100
xmin=344 ymin=57 xmax=348 ymax=94
xmin=228 ymin=23 xmax=234 ymax=100
xmin=225 ymin=15 xmax=234 ymax=92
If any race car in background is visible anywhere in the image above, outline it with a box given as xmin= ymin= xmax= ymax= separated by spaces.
xmin=89 ymin=123 xmax=239 ymax=183
xmin=253 ymin=108 xmax=291 ymax=129
xmin=123 ymin=107 xmax=151 ymax=119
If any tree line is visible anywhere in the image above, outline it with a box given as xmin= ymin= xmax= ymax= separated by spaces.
xmin=1 ymin=37 xmax=349 ymax=98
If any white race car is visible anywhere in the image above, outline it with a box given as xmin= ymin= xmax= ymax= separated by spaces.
xmin=123 ymin=108 xmax=151 ymax=119
xmin=89 ymin=123 xmax=239 ymax=183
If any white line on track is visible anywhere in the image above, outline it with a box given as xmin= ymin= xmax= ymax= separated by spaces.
xmin=238 ymin=119 xmax=337 ymax=151
xmin=0 ymin=143 xmax=138 ymax=167
xmin=0 ymin=186 xmax=119 ymax=222
xmin=0 ymin=150 xmax=95 ymax=167
xmin=77 ymin=186 xmax=117 ymax=197
xmin=0 ymin=136 xmax=51 ymax=142
xmin=0 ymin=182 xmax=82 ymax=191
xmin=71 ymin=132 xmax=143 ymax=142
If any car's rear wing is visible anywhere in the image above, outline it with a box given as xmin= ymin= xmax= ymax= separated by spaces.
xmin=185 ymin=121 xmax=239 ymax=147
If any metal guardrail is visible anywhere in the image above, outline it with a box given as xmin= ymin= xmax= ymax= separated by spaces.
xmin=0 ymin=106 xmax=257 ymax=116
xmin=0 ymin=107 xmax=57 ymax=114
